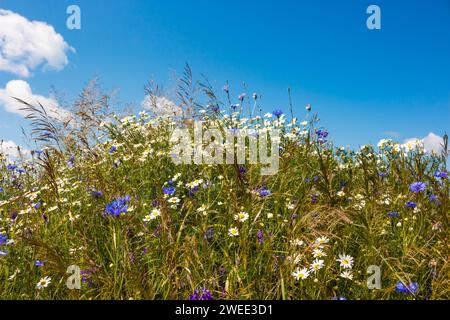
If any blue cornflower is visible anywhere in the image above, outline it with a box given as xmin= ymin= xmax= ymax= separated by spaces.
xmin=7 ymin=164 xmax=17 ymax=171
xmin=429 ymin=194 xmax=438 ymax=202
xmin=434 ymin=171 xmax=448 ymax=179
xmin=105 ymin=196 xmax=130 ymax=217
xmin=109 ymin=145 xmax=117 ymax=154
xmin=222 ymin=84 xmax=229 ymax=93
xmin=395 ymin=281 xmax=418 ymax=295
xmin=316 ymin=129 xmax=329 ymax=139
xmin=256 ymin=186 xmax=271 ymax=197
xmin=16 ymin=168 xmax=25 ymax=174
xmin=378 ymin=171 xmax=388 ymax=177
xmin=33 ymin=202 xmax=41 ymax=210
xmin=0 ymin=250 xmax=8 ymax=258
xmin=0 ymin=234 xmax=7 ymax=245
xmin=230 ymin=104 xmax=240 ymax=111
xmin=162 ymin=186 xmax=176 ymax=195
xmin=405 ymin=201 xmax=417 ymax=209
xmin=238 ymin=93 xmax=246 ymax=101
xmin=388 ymin=212 xmax=399 ymax=217
xmin=409 ymin=182 xmax=426 ymax=193
xmin=272 ymin=109 xmax=283 ymax=118
xmin=0 ymin=187 xmax=3 ymax=193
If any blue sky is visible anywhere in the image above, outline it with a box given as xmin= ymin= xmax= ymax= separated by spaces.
xmin=0 ymin=0 xmax=449 ymax=153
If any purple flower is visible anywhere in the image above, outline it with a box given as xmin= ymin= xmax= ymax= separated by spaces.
xmin=316 ymin=129 xmax=329 ymax=139
xmin=91 ymin=190 xmax=103 ymax=199
xmin=434 ymin=171 xmax=448 ymax=179
xmin=409 ymin=182 xmax=426 ymax=193
xmin=256 ymin=186 xmax=271 ymax=197
xmin=0 ymin=234 xmax=7 ymax=245
xmin=378 ymin=171 xmax=388 ymax=177
xmin=34 ymin=260 xmax=47 ymax=267
xmin=405 ymin=201 xmax=417 ymax=209
xmin=109 ymin=146 xmax=117 ymax=154
xmin=0 ymin=187 xmax=3 ymax=193
xmin=163 ymin=186 xmax=176 ymax=195
xmin=33 ymin=202 xmax=41 ymax=210
xmin=105 ymin=196 xmax=130 ymax=217
xmin=67 ymin=155 xmax=75 ymax=169
xmin=190 ymin=288 xmax=213 ymax=300
xmin=388 ymin=212 xmax=399 ymax=217
xmin=7 ymin=165 xmax=17 ymax=171
xmin=395 ymin=281 xmax=418 ymax=295
xmin=238 ymin=93 xmax=246 ymax=102
xmin=272 ymin=109 xmax=283 ymax=118
xmin=257 ymin=230 xmax=263 ymax=244
xmin=332 ymin=296 xmax=347 ymax=300
xmin=230 ymin=103 xmax=239 ymax=111
xmin=204 ymin=227 xmax=215 ymax=242
xmin=42 ymin=214 xmax=48 ymax=223
xmin=306 ymin=104 xmax=312 ymax=112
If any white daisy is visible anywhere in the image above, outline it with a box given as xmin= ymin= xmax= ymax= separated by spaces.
xmin=292 ymin=268 xmax=310 ymax=280
xmin=228 ymin=227 xmax=239 ymax=237
xmin=340 ymin=270 xmax=353 ymax=280
xmin=167 ymin=197 xmax=180 ymax=204
xmin=310 ymin=259 xmax=324 ymax=272
xmin=234 ymin=211 xmax=249 ymax=222
xmin=337 ymin=254 xmax=354 ymax=269
xmin=36 ymin=276 xmax=51 ymax=289
xmin=312 ymin=248 xmax=326 ymax=258
xmin=315 ymin=236 xmax=329 ymax=245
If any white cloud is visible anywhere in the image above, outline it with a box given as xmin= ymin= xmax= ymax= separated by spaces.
xmin=403 ymin=132 xmax=444 ymax=154
xmin=0 ymin=140 xmax=30 ymax=159
xmin=0 ymin=80 xmax=72 ymax=121
xmin=142 ymin=95 xmax=182 ymax=118
xmin=0 ymin=9 xmax=74 ymax=77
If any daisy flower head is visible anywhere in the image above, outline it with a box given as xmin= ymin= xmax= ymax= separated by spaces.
xmin=337 ymin=254 xmax=354 ymax=269
xmin=340 ymin=270 xmax=353 ymax=280
xmin=143 ymin=208 xmax=161 ymax=222
xmin=36 ymin=276 xmax=51 ymax=289
xmin=310 ymin=259 xmax=325 ymax=272
xmin=167 ymin=197 xmax=180 ymax=204
xmin=228 ymin=227 xmax=239 ymax=237
xmin=312 ymin=248 xmax=326 ymax=258
xmin=292 ymin=268 xmax=310 ymax=280
xmin=234 ymin=211 xmax=249 ymax=222
xmin=315 ymin=236 xmax=329 ymax=245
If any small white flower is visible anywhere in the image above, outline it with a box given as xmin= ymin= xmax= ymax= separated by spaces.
xmin=167 ymin=197 xmax=180 ymax=204
xmin=310 ymin=259 xmax=324 ymax=272
xmin=292 ymin=268 xmax=310 ymax=280
xmin=36 ymin=276 xmax=51 ymax=289
xmin=143 ymin=208 xmax=161 ymax=222
xmin=340 ymin=270 xmax=353 ymax=280
xmin=337 ymin=254 xmax=354 ymax=269
xmin=312 ymin=248 xmax=326 ymax=258
xmin=315 ymin=236 xmax=329 ymax=245
xmin=228 ymin=227 xmax=239 ymax=237
xmin=234 ymin=211 xmax=249 ymax=222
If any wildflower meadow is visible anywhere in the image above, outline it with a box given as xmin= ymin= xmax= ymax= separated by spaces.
xmin=0 ymin=70 xmax=448 ymax=300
